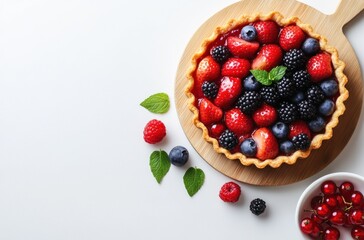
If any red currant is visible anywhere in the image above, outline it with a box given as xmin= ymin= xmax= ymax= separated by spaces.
xmin=300 ymin=217 xmax=314 ymax=234
xmin=339 ymin=181 xmax=354 ymax=200
xmin=351 ymin=226 xmax=364 ymax=240
xmin=316 ymin=203 xmax=332 ymax=220
xmin=349 ymin=209 xmax=364 ymax=225
xmin=321 ymin=180 xmax=337 ymax=196
xmin=351 ymin=191 xmax=364 ymax=207
xmin=323 ymin=226 xmax=340 ymax=240
xmin=329 ymin=208 xmax=346 ymax=225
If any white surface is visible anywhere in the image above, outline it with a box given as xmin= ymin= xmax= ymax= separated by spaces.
xmin=0 ymin=0 xmax=362 ymax=239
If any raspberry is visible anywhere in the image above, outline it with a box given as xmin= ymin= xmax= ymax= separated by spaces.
xmin=143 ymin=119 xmax=166 ymax=144
xmin=219 ymin=182 xmax=241 ymax=203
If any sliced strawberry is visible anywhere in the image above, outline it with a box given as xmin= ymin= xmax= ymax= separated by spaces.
xmin=288 ymin=120 xmax=312 ymax=140
xmin=253 ymin=21 xmax=280 ymax=44
xmin=307 ymin=53 xmax=333 ymax=82
xmin=252 ymin=103 xmax=277 ymax=127
xmin=279 ymin=25 xmax=306 ymax=51
xmin=252 ymin=127 xmax=279 ymax=160
xmin=222 ymin=58 xmax=251 ymax=79
xmin=209 ymin=123 xmax=226 ymax=139
xmin=226 ymin=36 xmax=260 ymax=59
xmin=225 ymin=108 xmax=254 ymax=136
xmin=199 ymin=98 xmax=223 ymax=126
xmin=214 ymin=76 xmax=242 ymax=109
xmin=252 ymin=44 xmax=283 ymax=71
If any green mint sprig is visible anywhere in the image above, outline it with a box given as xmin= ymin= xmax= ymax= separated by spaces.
xmin=140 ymin=92 xmax=170 ymax=114
xmin=150 ymin=150 xmax=171 ymax=183
xmin=250 ymin=66 xmax=287 ymax=86
xmin=183 ymin=167 xmax=205 ymax=197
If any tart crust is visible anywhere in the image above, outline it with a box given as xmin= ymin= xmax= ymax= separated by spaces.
xmin=185 ymin=11 xmax=349 ymax=169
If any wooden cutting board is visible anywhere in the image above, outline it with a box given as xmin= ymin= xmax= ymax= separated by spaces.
xmin=174 ymin=0 xmax=364 ymax=186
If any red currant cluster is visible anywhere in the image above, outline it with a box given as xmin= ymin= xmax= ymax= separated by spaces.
xmin=300 ymin=180 xmax=364 ymax=239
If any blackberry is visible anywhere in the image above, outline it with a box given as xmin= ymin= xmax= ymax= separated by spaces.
xmin=292 ymin=133 xmax=311 ymax=151
xmin=236 ymin=91 xmax=262 ymax=114
xmin=250 ymin=198 xmax=266 ymax=216
xmin=218 ymin=129 xmax=238 ymax=150
xmin=293 ymin=70 xmax=310 ymax=89
xmin=298 ymin=100 xmax=317 ymax=120
xmin=211 ymin=45 xmax=230 ymax=64
xmin=277 ymin=77 xmax=296 ymax=98
xmin=260 ymin=86 xmax=280 ymax=106
xmin=278 ymin=101 xmax=298 ymax=123
xmin=201 ymin=81 xmax=218 ymax=99
xmin=283 ymin=49 xmax=306 ymax=71
xmin=307 ymin=85 xmax=325 ymax=105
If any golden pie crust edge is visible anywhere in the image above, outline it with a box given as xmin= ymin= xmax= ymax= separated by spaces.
xmin=185 ymin=11 xmax=349 ymax=169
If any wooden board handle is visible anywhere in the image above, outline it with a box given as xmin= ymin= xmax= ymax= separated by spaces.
xmin=330 ymin=0 xmax=364 ymax=27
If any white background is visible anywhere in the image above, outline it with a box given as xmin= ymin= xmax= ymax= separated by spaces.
xmin=0 ymin=0 xmax=363 ymax=239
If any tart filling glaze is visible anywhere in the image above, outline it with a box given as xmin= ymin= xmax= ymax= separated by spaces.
xmin=185 ymin=12 xmax=348 ymax=168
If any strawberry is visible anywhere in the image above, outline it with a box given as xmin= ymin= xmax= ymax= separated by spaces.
xmin=214 ymin=76 xmax=242 ymax=109
xmin=288 ymin=120 xmax=312 ymax=140
xmin=199 ymin=98 xmax=223 ymax=126
xmin=222 ymin=58 xmax=251 ymax=79
xmin=252 ymin=103 xmax=277 ymax=127
xmin=279 ymin=25 xmax=306 ymax=51
xmin=252 ymin=127 xmax=279 ymax=160
xmin=195 ymin=56 xmax=220 ymax=96
xmin=307 ymin=53 xmax=333 ymax=82
xmin=209 ymin=123 xmax=226 ymax=138
xmin=225 ymin=108 xmax=254 ymax=136
xmin=226 ymin=36 xmax=260 ymax=59
xmin=252 ymin=44 xmax=283 ymax=71
xmin=253 ymin=21 xmax=280 ymax=44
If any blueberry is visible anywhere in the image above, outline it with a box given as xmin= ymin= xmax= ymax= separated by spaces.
xmin=291 ymin=91 xmax=305 ymax=104
xmin=308 ymin=116 xmax=326 ymax=132
xmin=272 ymin=122 xmax=289 ymax=139
xmin=240 ymin=138 xmax=257 ymax=157
xmin=320 ymin=79 xmax=338 ymax=97
xmin=243 ymin=75 xmax=262 ymax=91
xmin=280 ymin=140 xmax=295 ymax=155
xmin=302 ymin=38 xmax=320 ymax=55
xmin=241 ymin=25 xmax=257 ymax=42
xmin=319 ymin=99 xmax=335 ymax=116
xmin=169 ymin=146 xmax=189 ymax=166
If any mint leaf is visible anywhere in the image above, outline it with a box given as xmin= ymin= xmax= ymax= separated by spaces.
xmin=269 ymin=66 xmax=287 ymax=81
xmin=183 ymin=167 xmax=205 ymax=197
xmin=250 ymin=69 xmax=272 ymax=86
xmin=140 ymin=93 xmax=170 ymax=114
xmin=150 ymin=150 xmax=170 ymax=183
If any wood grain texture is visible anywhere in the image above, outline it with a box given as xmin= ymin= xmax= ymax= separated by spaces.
xmin=174 ymin=0 xmax=364 ymax=185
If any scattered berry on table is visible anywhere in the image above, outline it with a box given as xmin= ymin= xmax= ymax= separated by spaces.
xmin=319 ymin=99 xmax=335 ymax=116
xmin=240 ymin=138 xmax=257 ymax=157
xmin=168 ymin=146 xmax=189 ymax=166
xmin=202 ymin=81 xmax=218 ymax=99
xmin=292 ymin=133 xmax=311 ymax=151
xmin=302 ymin=37 xmax=320 ymax=56
xmin=320 ymin=79 xmax=339 ymax=97
xmin=283 ymin=49 xmax=306 ymax=72
xmin=219 ymin=129 xmax=238 ymax=150
xmin=219 ymin=182 xmax=241 ymax=203
xmin=272 ymin=122 xmax=289 ymax=139
xmin=250 ymin=198 xmax=266 ymax=215
xmin=210 ymin=45 xmax=230 ymax=64
xmin=243 ymin=74 xmax=262 ymax=91
xmin=236 ymin=91 xmax=262 ymax=114
xmin=143 ymin=119 xmax=166 ymax=144
xmin=240 ymin=25 xmax=257 ymax=42
xmin=279 ymin=140 xmax=295 ymax=155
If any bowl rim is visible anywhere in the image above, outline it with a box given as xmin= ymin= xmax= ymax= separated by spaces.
xmin=295 ymin=172 xmax=364 ymax=238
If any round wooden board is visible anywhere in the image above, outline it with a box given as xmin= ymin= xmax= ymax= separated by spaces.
xmin=175 ymin=0 xmax=364 ymax=186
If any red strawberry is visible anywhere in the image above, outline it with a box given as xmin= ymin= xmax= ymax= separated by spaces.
xmin=279 ymin=25 xmax=306 ymax=51
xmin=252 ymin=127 xmax=279 ymax=160
xmin=288 ymin=120 xmax=312 ymax=140
xmin=195 ymin=56 xmax=220 ymax=96
xmin=226 ymin=36 xmax=260 ymax=59
xmin=253 ymin=21 xmax=280 ymax=44
xmin=209 ymin=123 xmax=226 ymax=138
xmin=199 ymin=98 xmax=223 ymax=126
xmin=307 ymin=53 xmax=333 ymax=82
xmin=222 ymin=58 xmax=251 ymax=79
xmin=252 ymin=103 xmax=277 ymax=127
xmin=252 ymin=44 xmax=283 ymax=71
xmin=214 ymin=76 xmax=242 ymax=109
xmin=225 ymin=108 xmax=254 ymax=136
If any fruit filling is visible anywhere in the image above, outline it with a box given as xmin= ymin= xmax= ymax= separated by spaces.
xmin=191 ymin=20 xmax=340 ymax=161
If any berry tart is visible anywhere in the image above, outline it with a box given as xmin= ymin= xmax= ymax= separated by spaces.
xmin=185 ymin=12 xmax=348 ymax=168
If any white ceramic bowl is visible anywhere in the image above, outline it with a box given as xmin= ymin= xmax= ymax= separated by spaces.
xmin=295 ymin=172 xmax=364 ymax=239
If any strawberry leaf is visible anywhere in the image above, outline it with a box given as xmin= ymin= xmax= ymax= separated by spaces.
xmin=183 ymin=167 xmax=205 ymax=197
xmin=250 ymin=69 xmax=272 ymax=86
xmin=140 ymin=93 xmax=170 ymax=114
xmin=269 ymin=66 xmax=287 ymax=81
xmin=150 ymin=150 xmax=170 ymax=183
